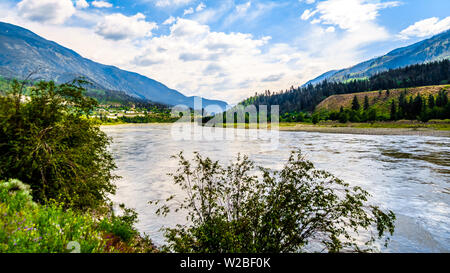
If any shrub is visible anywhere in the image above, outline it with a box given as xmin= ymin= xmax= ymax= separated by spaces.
xmin=98 ymin=204 xmax=139 ymax=243
xmin=0 ymin=179 xmax=105 ymax=253
xmin=0 ymin=80 xmax=118 ymax=209
xmin=312 ymin=114 xmax=319 ymax=124
xmin=152 ymin=150 xmax=396 ymax=253
xmin=0 ymin=179 xmax=155 ymax=253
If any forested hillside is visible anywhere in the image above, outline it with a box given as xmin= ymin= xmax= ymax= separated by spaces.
xmin=242 ymin=60 xmax=450 ymax=114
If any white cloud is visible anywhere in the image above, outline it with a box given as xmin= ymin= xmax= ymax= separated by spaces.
xmin=300 ymin=9 xmax=318 ymax=20
xmin=128 ymin=19 xmax=303 ymax=103
xmin=398 ymin=17 xmax=450 ymax=39
xmin=91 ymin=1 xmax=113 ymax=8
xmin=303 ymin=0 xmax=400 ymax=31
xmin=163 ymin=16 xmax=176 ymax=25
xmin=75 ymin=0 xmax=89 ymax=9
xmin=325 ymin=26 xmax=335 ymax=32
xmin=296 ymin=0 xmax=399 ymax=75
xmin=0 ymin=0 xmax=415 ymax=104
xmin=183 ymin=7 xmax=194 ymax=16
xmin=155 ymin=0 xmax=194 ymax=7
xmin=17 ymin=0 xmax=75 ymax=24
xmin=95 ymin=13 xmax=157 ymax=40
xmin=196 ymin=3 xmax=206 ymax=12
xmin=299 ymin=0 xmax=316 ymax=3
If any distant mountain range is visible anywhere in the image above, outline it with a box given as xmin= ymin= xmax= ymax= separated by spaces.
xmin=305 ymin=30 xmax=450 ymax=86
xmin=0 ymin=22 xmax=228 ymax=109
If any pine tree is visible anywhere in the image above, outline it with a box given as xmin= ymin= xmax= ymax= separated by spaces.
xmin=390 ymin=100 xmax=397 ymax=121
xmin=413 ymin=94 xmax=423 ymax=117
xmin=428 ymin=94 xmax=435 ymax=108
xmin=364 ymin=95 xmax=370 ymax=111
xmin=351 ymin=95 xmax=360 ymax=111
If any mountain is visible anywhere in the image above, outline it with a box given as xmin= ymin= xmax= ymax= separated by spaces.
xmin=304 ymin=30 xmax=450 ymax=86
xmin=0 ymin=22 xmax=228 ymax=109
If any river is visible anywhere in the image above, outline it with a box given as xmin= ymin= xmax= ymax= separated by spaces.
xmin=102 ymin=124 xmax=450 ymax=253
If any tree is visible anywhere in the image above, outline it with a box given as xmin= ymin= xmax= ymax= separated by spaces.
xmin=390 ymin=100 xmax=397 ymax=121
xmin=363 ymin=95 xmax=370 ymax=111
xmin=339 ymin=111 xmax=349 ymax=123
xmin=368 ymin=108 xmax=377 ymax=122
xmin=428 ymin=94 xmax=435 ymax=108
xmin=152 ymin=151 xmax=396 ymax=253
xmin=312 ymin=113 xmax=319 ymax=124
xmin=0 ymin=80 xmax=118 ymax=209
xmin=412 ymin=94 xmax=423 ymax=117
xmin=351 ymin=95 xmax=360 ymax=111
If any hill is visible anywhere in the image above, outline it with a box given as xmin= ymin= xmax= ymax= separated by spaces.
xmin=315 ymin=85 xmax=450 ymax=114
xmin=241 ymin=60 xmax=450 ymax=114
xmin=0 ymin=22 xmax=228 ymax=110
xmin=305 ymin=30 xmax=450 ymax=86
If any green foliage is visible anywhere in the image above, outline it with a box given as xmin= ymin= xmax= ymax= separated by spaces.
xmin=0 ymin=179 xmax=155 ymax=253
xmin=364 ymin=95 xmax=370 ymax=111
xmin=0 ymin=80 xmax=118 ymax=209
xmin=280 ymin=111 xmax=309 ymax=122
xmin=311 ymin=113 xmax=319 ymax=124
xmin=86 ymin=88 xmax=168 ymax=109
xmin=390 ymin=100 xmax=397 ymax=121
xmin=113 ymin=113 xmax=178 ymax=124
xmin=0 ymin=179 xmax=106 ymax=253
xmin=99 ymin=204 xmax=139 ymax=243
xmin=318 ymin=88 xmax=450 ymax=123
xmin=351 ymin=95 xmax=360 ymax=111
xmin=152 ymin=150 xmax=396 ymax=253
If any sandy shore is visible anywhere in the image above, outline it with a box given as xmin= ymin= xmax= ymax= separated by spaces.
xmin=278 ymin=124 xmax=450 ymax=137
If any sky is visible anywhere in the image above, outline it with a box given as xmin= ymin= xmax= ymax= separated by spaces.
xmin=0 ymin=0 xmax=449 ymax=104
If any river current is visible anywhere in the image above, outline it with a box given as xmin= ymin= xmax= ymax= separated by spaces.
xmin=102 ymin=124 xmax=450 ymax=253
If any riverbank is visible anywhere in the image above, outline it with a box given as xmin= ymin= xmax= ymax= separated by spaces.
xmin=209 ymin=121 xmax=450 ymax=137
xmin=99 ymin=120 xmax=450 ymax=137
xmin=278 ymin=123 xmax=450 ymax=137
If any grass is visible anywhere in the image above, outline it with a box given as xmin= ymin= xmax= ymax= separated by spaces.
xmin=281 ymin=120 xmax=450 ymax=130
xmin=0 ymin=179 xmax=157 ymax=253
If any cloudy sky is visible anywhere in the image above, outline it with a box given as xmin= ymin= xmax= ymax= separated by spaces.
xmin=0 ymin=0 xmax=449 ymax=104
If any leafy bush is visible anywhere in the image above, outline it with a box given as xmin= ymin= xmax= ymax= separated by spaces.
xmin=152 ymin=150 xmax=396 ymax=253
xmin=0 ymin=179 xmax=156 ymax=253
xmin=0 ymin=80 xmax=118 ymax=209
xmin=99 ymin=204 xmax=139 ymax=243
xmin=0 ymin=179 xmax=105 ymax=253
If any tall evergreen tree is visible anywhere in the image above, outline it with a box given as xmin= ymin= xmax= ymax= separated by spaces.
xmin=352 ymin=95 xmax=360 ymax=111
xmin=390 ymin=100 xmax=397 ymax=121
xmin=364 ymin=95 xmax=370 ymax=111
xmin=428 ymin=94 xmax=435 ymax=108
xmin=412 ymin=94 xmax=423 ymax=117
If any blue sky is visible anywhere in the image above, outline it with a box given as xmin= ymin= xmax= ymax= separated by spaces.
xmin=0 ymin=0 xmax=449 ymax=103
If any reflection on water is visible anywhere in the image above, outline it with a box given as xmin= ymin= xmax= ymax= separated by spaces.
xmin=102 ymin=124 xmax=450 ymax=253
